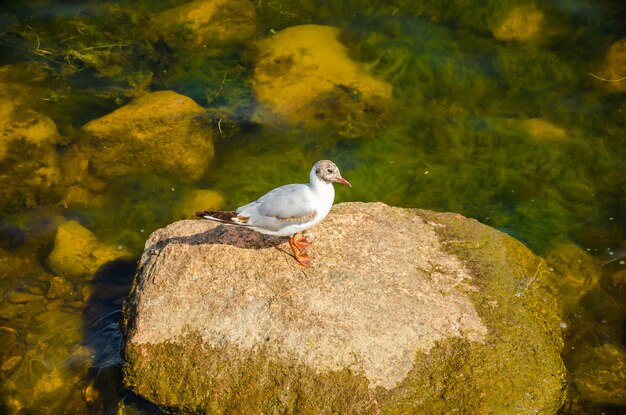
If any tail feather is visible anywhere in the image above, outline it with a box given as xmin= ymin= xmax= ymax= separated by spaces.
xmin=194 ymin=210 xmax=248 ymax=226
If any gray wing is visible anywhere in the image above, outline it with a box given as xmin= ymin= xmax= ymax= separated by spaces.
xmin=236 ymin=184 xmax=316 ymax=221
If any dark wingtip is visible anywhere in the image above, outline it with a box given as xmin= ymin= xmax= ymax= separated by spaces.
xmin=194 ymin=211 xmax=238 ymax=224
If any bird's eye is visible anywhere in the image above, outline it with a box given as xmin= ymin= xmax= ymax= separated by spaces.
xmin=326 ymin=168 xmax=332 ymax=173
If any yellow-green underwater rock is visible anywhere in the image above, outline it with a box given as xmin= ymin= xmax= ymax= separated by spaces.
xmin=0 ymin=63 xmax=51 ymax=108
xmin=47 ymin=220 xmax=132 ymax=278
xmin=545 ymin=242 xmax=601 ymax=311
xmin=152 ymin=0 xmax=256 ymax=54
xmin=492 ymin=5 xmax=544 ymax=41
xmin=518 ymin=118 xmax=568 ymax=140
xmin=172 ymin=189 xmax=225 ymax=220
xmin=5 ymin=291 xmax=44 ymax=304
xmin=0 ymin=243 xmax=90 ymax=412
xmin=60 ymin=186 xmax=107 ymax=209
xmin=45 ymin=276 xmax=74 ymax=299
xmin=58 ymin=146 xmax=107 ymax=208
xmin=80 ymin=90 xmax=214 ymax=181
xmin=252 ymin=25 xmax=392 ymax=137
xmin=0 ymin=99 xmax=62 ymax=208
xmin=123 ymin=202 xmax=566 ymax=413
xmin=595 ymin=38 xmax=626 ymax=94
xmin=1 ymin=308 xmax=89 ymax=413
xmin=570 ymin=342 xmax=626 ymax=407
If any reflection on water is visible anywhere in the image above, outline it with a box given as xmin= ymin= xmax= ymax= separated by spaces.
xmin=0 ymin=0 xmax=625 ymax=413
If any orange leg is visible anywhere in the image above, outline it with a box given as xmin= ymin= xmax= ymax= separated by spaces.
xmin=293 ymin=236 xmax=311 ymax=252
xmin=289 ymin=235 xmax=313 ymax=267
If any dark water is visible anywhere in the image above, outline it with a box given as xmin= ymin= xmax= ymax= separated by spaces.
xmin=0 ymin=0 xmax=625 ymax=413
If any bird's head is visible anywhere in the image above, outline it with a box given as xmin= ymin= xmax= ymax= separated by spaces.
xmin=314 ymin=160 xmax=351 ymax=188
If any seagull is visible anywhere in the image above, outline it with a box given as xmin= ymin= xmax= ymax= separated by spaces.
xmin=195 ymin=160 xmax=351 ymax=267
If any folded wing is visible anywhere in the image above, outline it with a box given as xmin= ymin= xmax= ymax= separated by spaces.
xmin=237 ymin=184 xmax=317 ymax=223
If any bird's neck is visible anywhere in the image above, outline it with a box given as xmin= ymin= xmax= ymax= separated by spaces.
xmin=309 ymin=165 xmax=319 ymax=186
xmin=309 ymin=168 xmax=335 ymax=198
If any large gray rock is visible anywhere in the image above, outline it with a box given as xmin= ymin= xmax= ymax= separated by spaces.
xmin=122 ymin=202 xmax=566 ymax=413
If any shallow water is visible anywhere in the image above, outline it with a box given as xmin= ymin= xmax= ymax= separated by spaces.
xmin=0 ymin=0 xmax=625 ymax=413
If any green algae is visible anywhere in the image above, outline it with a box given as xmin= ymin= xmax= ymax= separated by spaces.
xmin=376 ymin=210 xmax=566 ymax=414
xmin=123 ymin=333 xmax=375 ymax=414
xmin=0 ymin=3 xmax=156 ymax=94
xmin=205 ymin=130 xmax=329 ymax=208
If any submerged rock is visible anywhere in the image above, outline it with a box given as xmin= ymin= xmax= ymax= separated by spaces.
xmin=492 ymin=5 xmax=544 ymax=41
xmin=152 ymin=0 xmax=256 ymax=54
xmin=0 ymin=63 xmax=51 ymax=107
xmin=172 ymin=189 xmax=225 ymax=220
xmin=518 ymin=118 xmax=568 ymax=140
xmin=80 ymin=91 xmax=214 ymax=181
xmin=5 ymin=291 xmax=44 ymax=304
xmin=58 ymin=147 xmax=107 ymax=209
xmin=0 ymin=63 xmax=64 ymax=208
xmin=570 ymin=342 xmax=626 ymax=407
xmin=123 ymin=202 xmax=566 ymax=413
xmin=545 ymin=242 xmax=601 ymax=311
xmin=0 ymin=99 xmax=62 ymax=208
xmin=60 ymin=186 xmax=107 ymax=209
xmin=252 ymin=25 xmax=392 ymax=137
xmin=46 ymin=276 xmax=74 ymax=299
xmin=1 ymin=307 xmax=88 ymax=413
xmin=595 ymin=38 xmax=626 ymax=94
xmin=47 ymin=220 xmax=132 ymax=278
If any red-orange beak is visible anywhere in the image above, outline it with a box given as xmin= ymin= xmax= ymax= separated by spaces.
xmin=335 ymin=177 xmax=352 ymax=188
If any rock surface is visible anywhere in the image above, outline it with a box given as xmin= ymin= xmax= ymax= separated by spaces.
xmin=172 ymin=189 xmax=225 ymax=220
xmin=46 ymin=276 xmax=75 ymax=299
xmin=518 ymin=118 xmax=568 ymax=140
xmin=570 ymin=342 xmax=626 ymax=407
xmin=152 ymin=0 xmax=256 ymax=54
xmin=80 ymin=90 xmax=214 ymax=181
xmin=595 ymin=38 xmax=626 ymax=93
xmin=47 ymin=220 xmax=132 ymax=278
xmin=252 ymin=25 xmax=391 ymax=137
xmin=0 ymin=62 xmax=63 ymax=208
xmin=545 ymin=242 xmax=601 ymax=311
xmin=58 ymin=147 xmax=108 ymax=209
xmin=492 ymin=5 xmax=544 ymax=41
xmin=123 ymin=202 xmax=566 ymax=413
xmin=0 ymin=63 xmax=51 ymax=107
xmin=0 ymin=99 xmax=63 ymax=208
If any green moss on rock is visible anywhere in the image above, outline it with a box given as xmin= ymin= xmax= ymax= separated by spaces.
xmin=405 ymin=210 xmax=566 ymax=413
xmin=123 ymin=332 xmax=375 ymax=414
